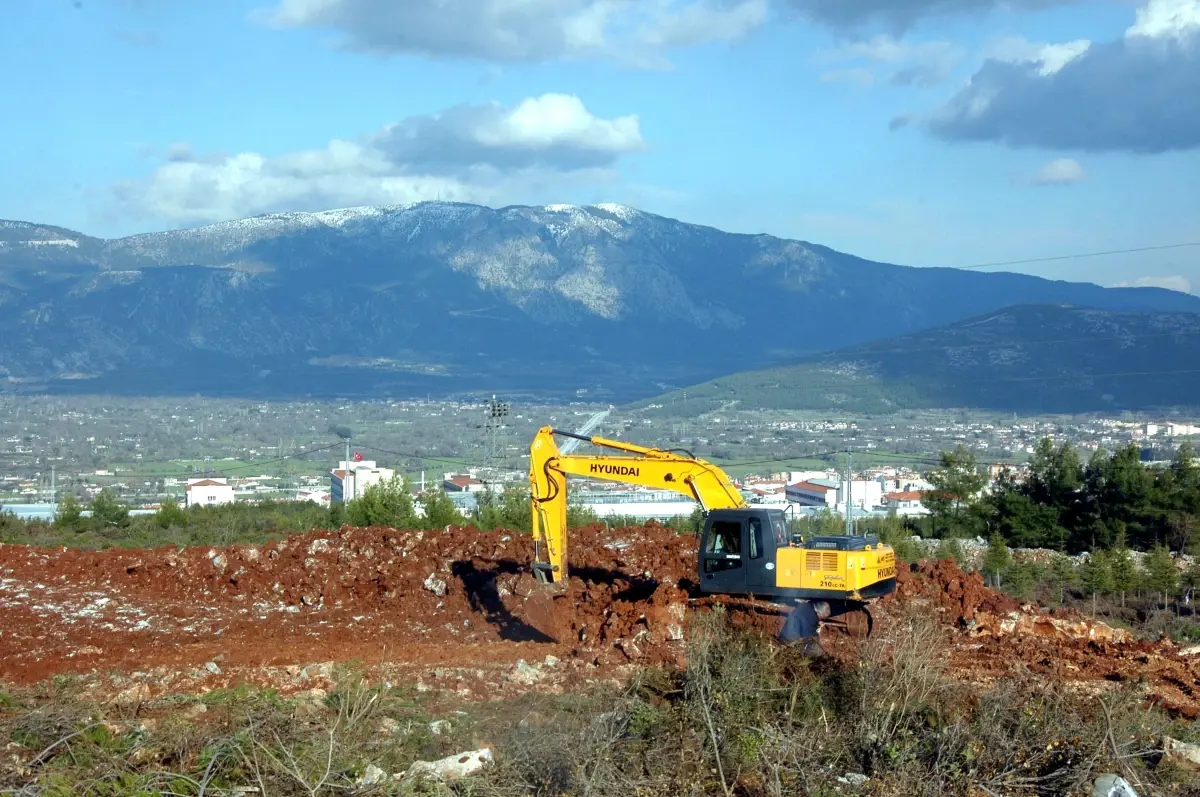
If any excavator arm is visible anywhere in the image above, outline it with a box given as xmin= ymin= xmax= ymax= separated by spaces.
xmin=529 ymin=425 xmax=745 ymax=583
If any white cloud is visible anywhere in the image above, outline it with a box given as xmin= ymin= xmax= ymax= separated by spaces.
xmin=1111 ymin=275 xmax=1194 ymax=293
xmin=1031 ymin=157 xmax=1087 ymax=185
xmin=907 ymin=0 xmax=1200 ymax=153
xmin=110 ymin=94 xmax=644 ymax=223
xmin=986 ymin=35 xmax=1091 ymax=76
xmin=636 ymin=0 xmax=768 ymax=48
xmin=261 ymin=0 xmax=767 ymax=64
xmin=1126 ymin=0 xmax=1200 ymax=39
xmin=815 ymin=35 xmax=962 ymax=86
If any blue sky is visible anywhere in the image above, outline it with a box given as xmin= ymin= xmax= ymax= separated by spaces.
xmin=2 ymin=0 xmax=1198 ymax=291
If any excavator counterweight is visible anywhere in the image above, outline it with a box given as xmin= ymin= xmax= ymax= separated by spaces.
xmin=528 ymin=426 xmax=898 ymax=641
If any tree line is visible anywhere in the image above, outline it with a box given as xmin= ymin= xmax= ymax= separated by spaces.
xmin=0 ymin=476 xmax=608 ymax=550
xmin=920 ymin=438 xmax=1200 ymax=555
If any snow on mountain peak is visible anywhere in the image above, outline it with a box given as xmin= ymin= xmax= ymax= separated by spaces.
xmin=591 ymin=203 xmax=638 ymax=221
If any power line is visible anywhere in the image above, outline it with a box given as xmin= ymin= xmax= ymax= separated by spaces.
xmin=357 ymin=444 xmax=518 ymax=471
xmin=947 ymin=240 xmax=1200 ymax=271
xmin=650 ymin=366 xmax=1200 ymax=405
xmin=130 ymin=441 xmax=343 ymax=479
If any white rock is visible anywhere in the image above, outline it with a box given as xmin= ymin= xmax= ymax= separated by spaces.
xmin=837 ymin=773 xmax=869 ymax=787
xmin=543 ymin=655 xmax=560 ymax=668
xmin=204 ymin=661 xmax=222 ymax=675
xmin=401 ymin=748 xmax=493 ymax=782
xmin=429 ymin=719 xmax=451 ymax=735
xmin=1164 ymin=736 xmax=1200 ymax=770
xmin=357 ymin=764 xmax=387 ymax=786
xmin=506 ymin=659 xmax=544 ymax=685
xmin=1093 ymin=774 xmax=1138 ymax=797
xmin=109 ymin=684 xmax=151 ymax=705
xmin=424 ymin=573 xmax=447 ymax=597
xmin=299 ymin=661 xmax=334 ymax=682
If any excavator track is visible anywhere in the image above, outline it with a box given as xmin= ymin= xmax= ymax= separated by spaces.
xmin=821 ymin=606 xmax=873 ymax=639
xmin=688 ymin=595 xmax=876 ymax=639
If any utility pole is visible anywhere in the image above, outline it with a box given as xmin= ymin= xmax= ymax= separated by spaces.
xmin=50 ymin=465 xmax=56 ymax=505
xmin=844 ymin=447 xmax=853 ymax=536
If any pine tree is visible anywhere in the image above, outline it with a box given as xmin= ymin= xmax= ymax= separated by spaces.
xmin=981 ymin=533 xmax=1011 ymax=589
xmin=1079 ymin=550 xmax=1114 ymax=616
xmin=1143 ymin=543 xmax=1178 ymax=609
xmin=1110 ymin=531 xmax=1137 ymax=607
xmin=923 ymin=445 xmax=987 ymax=539
xmin=1047 ymin=555 xmax=1080 ymax=606
xmin=936 ymin=536 xmax=966 ymax=568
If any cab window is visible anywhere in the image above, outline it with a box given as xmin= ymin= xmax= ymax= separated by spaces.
xmin=704 ymin=520 xmax=743 ymax=572
xmin=772 ymin=517 xmax=788 ymax=546
xmin=748 ymin=517 xmax=763 ymax=559
xmin=706 ymin=521 xmax=741 ymax=554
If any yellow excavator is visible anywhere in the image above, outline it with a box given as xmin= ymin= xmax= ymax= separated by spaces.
xmin=529 ymin=426 xmax=897 ymax=640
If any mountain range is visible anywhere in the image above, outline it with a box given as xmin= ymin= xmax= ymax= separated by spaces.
xmin=1 ymin=202 xmax=1197 ymax=407
xmin=642 ymin=304 xmax=1200 ymax=415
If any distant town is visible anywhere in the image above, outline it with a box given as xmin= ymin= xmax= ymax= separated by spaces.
xmin=2 ymin=395 xmax=1195 ymax=525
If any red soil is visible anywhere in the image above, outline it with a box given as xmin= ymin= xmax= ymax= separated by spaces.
xmin=0 ymin=524 xmax=1196 ymax=717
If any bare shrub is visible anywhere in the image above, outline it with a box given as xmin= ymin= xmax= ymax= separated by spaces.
xmin=855 ymin=606 xmax=951 ymax=743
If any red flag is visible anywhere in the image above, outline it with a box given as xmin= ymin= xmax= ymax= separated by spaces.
xmin=353 ymin=451 xmax=364 ymax=462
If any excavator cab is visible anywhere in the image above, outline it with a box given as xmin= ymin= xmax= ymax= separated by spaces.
xmin=698 ymin=508 xmax=790 ymax=595
xmin=698 ymin=507 xmax=898 ymax=603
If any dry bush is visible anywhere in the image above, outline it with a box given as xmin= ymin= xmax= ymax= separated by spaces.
xmin=2 ymin=613 xmax=1195 ymax=797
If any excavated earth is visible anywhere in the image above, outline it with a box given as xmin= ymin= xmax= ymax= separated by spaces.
xmin=0 ymin=524 xmax=1197 ymax=717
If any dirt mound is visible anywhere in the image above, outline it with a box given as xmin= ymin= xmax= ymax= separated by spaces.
xmin=893 ymin=558 xmax=1133 ymax=643
xmin=894 ymin=559 xmax=1021 ymax=624
xmin=0 ymin=523 xmax=700 ymax=686
xmin=1 ymin=528 xmax=1197 ymax=718
xmin=889 ymin=558 xmax=1200 ymax=719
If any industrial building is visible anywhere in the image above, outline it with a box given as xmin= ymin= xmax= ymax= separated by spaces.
xmin=330 ymin=459 xmax=396 ymax=503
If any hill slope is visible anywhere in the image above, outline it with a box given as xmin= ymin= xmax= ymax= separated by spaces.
xmin=640 ymin=305 xmax=1200 ymax=414
xmin=1 ymin=203 xmax=1197 ymax=401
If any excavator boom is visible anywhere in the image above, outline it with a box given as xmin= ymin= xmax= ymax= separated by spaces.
xmin=529 ymin=426 xmax=744 ymax=582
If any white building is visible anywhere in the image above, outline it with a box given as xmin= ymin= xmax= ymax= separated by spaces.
xmin=297 ymin=489 xmax=331 ymax=505
xmin=745 ymin=486 xmax=789 ymax=505
xmin=836 ymin=479 xmax=883 ymax=512
xmin=786 ymin=470 xmax=831 ymax=485
xmin=882 ymin=490 xmax=930 ymax=516
xmin=443 ymin=473 xmax=487 ymax=493
xmin=330 ymin=459 xmax=396 ymax=503
xmin=1167 ymin=423 xmax=1200 ymax=437
xmin=785 ymin=479 xmax=838 ymax=507
xmin=574 ymin=489 xmax=697 ymax=521
xmin=185 ymin=478 xmax=235 ymax=508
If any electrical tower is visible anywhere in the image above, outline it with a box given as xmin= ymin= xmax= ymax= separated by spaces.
xmin=484 ymin=395 xmax=510 ymax=470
